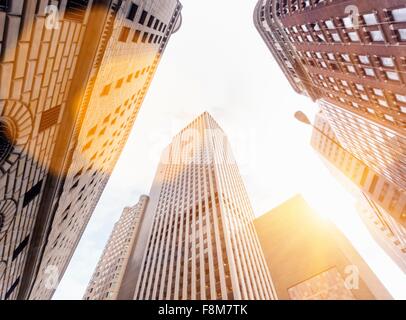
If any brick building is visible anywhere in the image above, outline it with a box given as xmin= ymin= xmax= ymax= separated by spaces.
xmin=254 ymin=0 xmax=406 ymax=191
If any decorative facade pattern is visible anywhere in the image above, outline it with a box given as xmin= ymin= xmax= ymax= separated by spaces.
xmin=288 ymin=267 xmax=355 ymax=300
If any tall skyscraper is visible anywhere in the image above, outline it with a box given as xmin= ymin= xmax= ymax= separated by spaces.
xmin=254 ymin=195 xmax=392 ymax=300
xmin=311 ymin=112 xmax=406 ymax=272
xmin=133 ymin=112 xmax=277 ymax=300
xmin=0 ymin=0 xmax=182 ymax=300
xmin=83 ymin=195 xmax=149 ymax=300
xmin=254 ymin=0 xmax=406 ymax=191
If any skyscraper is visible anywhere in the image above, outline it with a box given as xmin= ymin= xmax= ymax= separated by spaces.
xmin=254 ymin=195 xmax=392 ymax=300
xmin=254 ymin=0 xmax=406 ymax=191
xmin=83 ymin=195 xmax=149 ymax=300
xmin=0 ymin=0 xmax=182 ymax=300
xmin=133 ymin=112 xmax=277 ymax=300
xmin=311 ymin=112 xmax=406 ymax=272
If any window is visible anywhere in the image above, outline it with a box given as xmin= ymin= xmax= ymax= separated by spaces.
xmin=391 ymin=8 xmax=406 ymax=22
xmin=386 ymin=71 xmax=399 ymax=81
xmin=343 ymin=16 xmax=353 ymax=28
xmin=12 ymin=235 xmax=30 ymax=260
xmin=126 ymin=2 xmax=138 ymax=21
xmin=23 ymin=180 xmax=43 ymax=207
xmin=348 ymin=32 xmax=359 ymax=42
xmin=132 ymin=30 xmax=141 ymax=43
xmin=5 ymin=277 xmax=20 ymax=300
xmin=82 ymin=141 xmax=92 ymax=152
xmin=341 ymin=54 xmax=350 ymax=62
xmin=313 ymin=23 xmax=321 ymax=31
xmin=398 ymin=29 xmax=406 ymax=41
xmin=358 ymin=55 xmax=369 ymax=64
xmin=116 ymin=78 xmax=124 ymax=88
xmin=0 ymin=0 xmax=8 ymax=11
xmin=153 ymin=19 xmax=160 ymax=30
xmin=118 ymin=27 xmax=130 ymax=42
xmin=331 ymin=33 xmax=341 ymax=42
xmin=347 ymin=65 xmax=356 ymax=73
xmin=384 ymin=114 xmax=394 ymax=122
xmin=380 ymin=57 xmax=394 ymax=67
xmin=39 ymin=105 xmax=61 ymax=132
xmin=73 ymin=168 xmax=83 ymax=180
xmin=363 ymin=13 xmax=378 ymax=25
xmin=87 ymin=125 xmax=97 ymax=137
xmin=139 ymin=10 xmax=148 ymax=25
xmin=360 ymin=167 xmax=369 ymax=186
xmin=70 ymin=180 xmax=79 ymax=190
xmin=395 ymin=94 xmax=406 ymax=103
xmin=147 ymin=15 xmax=155 ymax=28
xmin=65 ymin=0 xmax=90 ymax=23
xmin=142 ymin=32 xmax=148 ymax=43
xmin=317 ymin=34 xmax=326 ymax=42
xmin=101 ymin=84 xmax=111 ymax=96
xmin=325 ymin=20 xmax=335 ymax=29
xmin=373 ymin=88 xmax=383 ymax=96
xmin=370 ymin=30 xmax=384 ymax=42
xmin=364 ymin=68 xmax=375 ymax=77
xmin=327 ymin=53 xmax=335 ymax=60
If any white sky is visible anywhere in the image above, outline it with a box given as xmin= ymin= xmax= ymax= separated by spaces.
xmin=54 ymin=0 xmax=406 ymax=299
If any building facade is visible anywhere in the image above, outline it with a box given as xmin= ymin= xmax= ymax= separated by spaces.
xmin=356 ymin=194 xmax=406 ymax=274
xmin=0 ymin=0 xmax=182 ymax=300
xmin=83 ymin=195 xmax=149 ymax=300
xmin=311 ymin=112 xmax=406 ymax=272
xmin=254 ymin=195 xmax=392 ymax=300
xmin=254 ymin=0 xmax=406 ymax=191
xmin=133 ymin=112 xmax=276 ymax=300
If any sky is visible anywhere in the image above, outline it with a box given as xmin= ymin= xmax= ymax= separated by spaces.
xmin=53 ymin=0 xmax=406 ymax=299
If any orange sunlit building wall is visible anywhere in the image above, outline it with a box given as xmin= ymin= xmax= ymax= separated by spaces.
xmin=254 ymin=195 xmax=392 ymax=300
